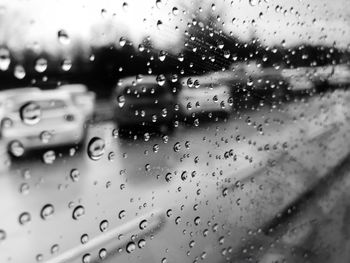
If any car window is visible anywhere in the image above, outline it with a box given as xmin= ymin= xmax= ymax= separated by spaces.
xmin=1 ymin=1 xmax=350 ymax=263
xmin=37 ymin=99 xmax=67 ymax=110
xmin=3 ymin=98 xmax=67 ymax=113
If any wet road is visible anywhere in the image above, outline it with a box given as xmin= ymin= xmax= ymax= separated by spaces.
xmin=1 ymin=90 xmax=350 ymax=263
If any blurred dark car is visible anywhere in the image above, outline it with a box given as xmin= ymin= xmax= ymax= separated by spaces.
xmin=112 ymin=75 xmax=177 ymax=132
xmin=229 ymin=61 xmax=290 ymax=103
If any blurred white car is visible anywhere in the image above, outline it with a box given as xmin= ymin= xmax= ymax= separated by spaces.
xmin=178 ymin=75 xmax=232 ymax=118
xmin=328 ymin=64 xmax=350 ymax=86
xmin=0 ymin=85 xmax=95 ymax=157
xmin=58 ymin=84 xmax=95 ymax=118
xmin=281 ymin=68 xmax=315 ymax=92
xmin=281 ymin=66 xmax=341 ymax=93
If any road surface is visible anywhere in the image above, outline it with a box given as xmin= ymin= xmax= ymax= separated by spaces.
xmin=0 ymin=90 xmax=350 ymax=263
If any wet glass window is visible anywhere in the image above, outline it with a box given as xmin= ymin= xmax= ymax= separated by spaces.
xmin=1 ymin=0 xmax=350 ymax=263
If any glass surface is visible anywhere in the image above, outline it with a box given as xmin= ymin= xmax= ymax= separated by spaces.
xmin=1 ymin=0 xmax=350 ymax=262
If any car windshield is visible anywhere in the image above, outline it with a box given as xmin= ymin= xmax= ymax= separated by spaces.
xmin=1 ymin=1 xmax=350 ymax=263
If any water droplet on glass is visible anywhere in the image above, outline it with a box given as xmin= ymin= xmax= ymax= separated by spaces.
xmin=101 ymin=8 xmax=107 ymax=17
xmin=165 ymin=172 xmax=172 ymax=182
xmin=217 ymin=41 xmax=224 ymax=49
xmin=40 ymin=130 xmax=52 ymax=144
xmin=126 ymin=242 xmax=136 ymax=253
xmin=57 ymin=30 xmax=70 ymax=45
xmin=50 ymin=244 xmax=59 ymax=254
xmin=108 ymin=151 xmax=115 ymax=161
xmin=36 ymin=254 xmax=43 ymax=262
xmin=144 ymin=132 xmax=150 ymax=142
xmin=249 ymin=0 xmax=259 ymax=6
xmin=118 ymin=210 xmax=126 ymax=219
xmin=72 ymin=205 xmax=85 ymax=220
xmin=117 ymin=95 xmax=125 ymax=108
xmin=171 ymin=74 xmax=178 ymax=83
xmin=139 ymin=219 xmax=148 ymax=230
xmin=161 ymin=108 xmax=168 ymax=118
xmin=187 ymin=78 xmax=194 ymax=88
xmin=156 ymin=0 xmax=163 ymax=8
xmin=194 ymin=79 xmax=200 ymax=88
xmin=152 ymin=114 xmax=157 ymax=123
xmin=166 ymin=209 xmax=172 ymax=217
xmin=0 ymin=229 xmax=6 ymax=242
xmin=153 ymin=144 xmax=159 ymax=153
xmin=138 ymin=44 xmax=145 ymax=52
xmin=162 ymin=135 xmax=169 ymax=143
xmin=181 ymin=171 xmax=188 ymax=181
xmin=172 ymin=7 xmax=179 ymax=15
xmin=119 ymin=37 xmax=126 ymax=47
xmin=0 ymin=48 xmax=10 ymax=71
xmin=156 ymin=20 xmax=163 ymax=30
xmin=61 ymin=59 xmax=72 ymax=71
xmin=14 ymin=65 xmax=26 ymax=79
xmin=122 ymin=2 xmax=128 ymax=11
xmin=98 ymin=248 xmax=107 ymax=259
xmin=138 ymin=239 xmax=146 ymax=248
xmin=41 ymin=204 xmax=54 ymax=220
xmin=20 ymin=102 xmax=41 ymax=125
xmin=175 ymin=216 xmax=181 ymax=224
xmin=19 ymin=212 xmax=31 ymax=225
xmin=158 ymin=50 xmax=167 ymax=61
xmin=82 ymin=253 xmax=91 ymax=263
xmin=81 ymin=233 xmax=89 ymax=244
xmin=178 ymin=53 xmax=184 ymax=62
xmin=100 ymin=220 xmax=109 ymax=232
xmin=9 ymin=140 xmax=24 ymax=157
xmin=42 ymin=150 xmax=56 ymax=164
xmin=2 ymin=117 xmax=12 ymax=128
xmin=173 ymin=142 xmax=181 ymax=152
xmin=70 ymin=169 xmax=80 ymax=182
xmin=19 ymin=183 xmax=29 ymax=195
xmin=194 ymin=216 xmax=201 ymax=225
xmin=87 ymin=137 xmax=105 ymax=161
xmin=156 ymin=74 xmax=166 ymax=86
xmin=224 ymin=50 xmax=231 ymax=59
xmin=35 ymin=58 xmax=47 ymax=73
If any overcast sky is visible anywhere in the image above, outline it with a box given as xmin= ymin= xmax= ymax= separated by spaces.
xmin=0 ymin=0 xmax=349 ymax=57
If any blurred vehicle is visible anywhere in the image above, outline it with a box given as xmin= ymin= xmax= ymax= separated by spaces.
xmin=282 ymin=68 xmax=315 ymax=94
xmin=281 ymin=66 xmax=333 ymax=94
xmin=328 ymin=64 xmax=350 ymax=87
xmin=230 ymin=61 xmax=290 ymax=102
xmin=178 ymin=75 xmax=233 ymax=119
xmin=112 ymin=75 xmax=176 ymax=132
xmin=179 ymin=62 xmax=289 ymax=114
xmin=58 ymin=84 xmax=96 ymax=119
xmin=0 ymin=85 xmax=95 ymax=157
